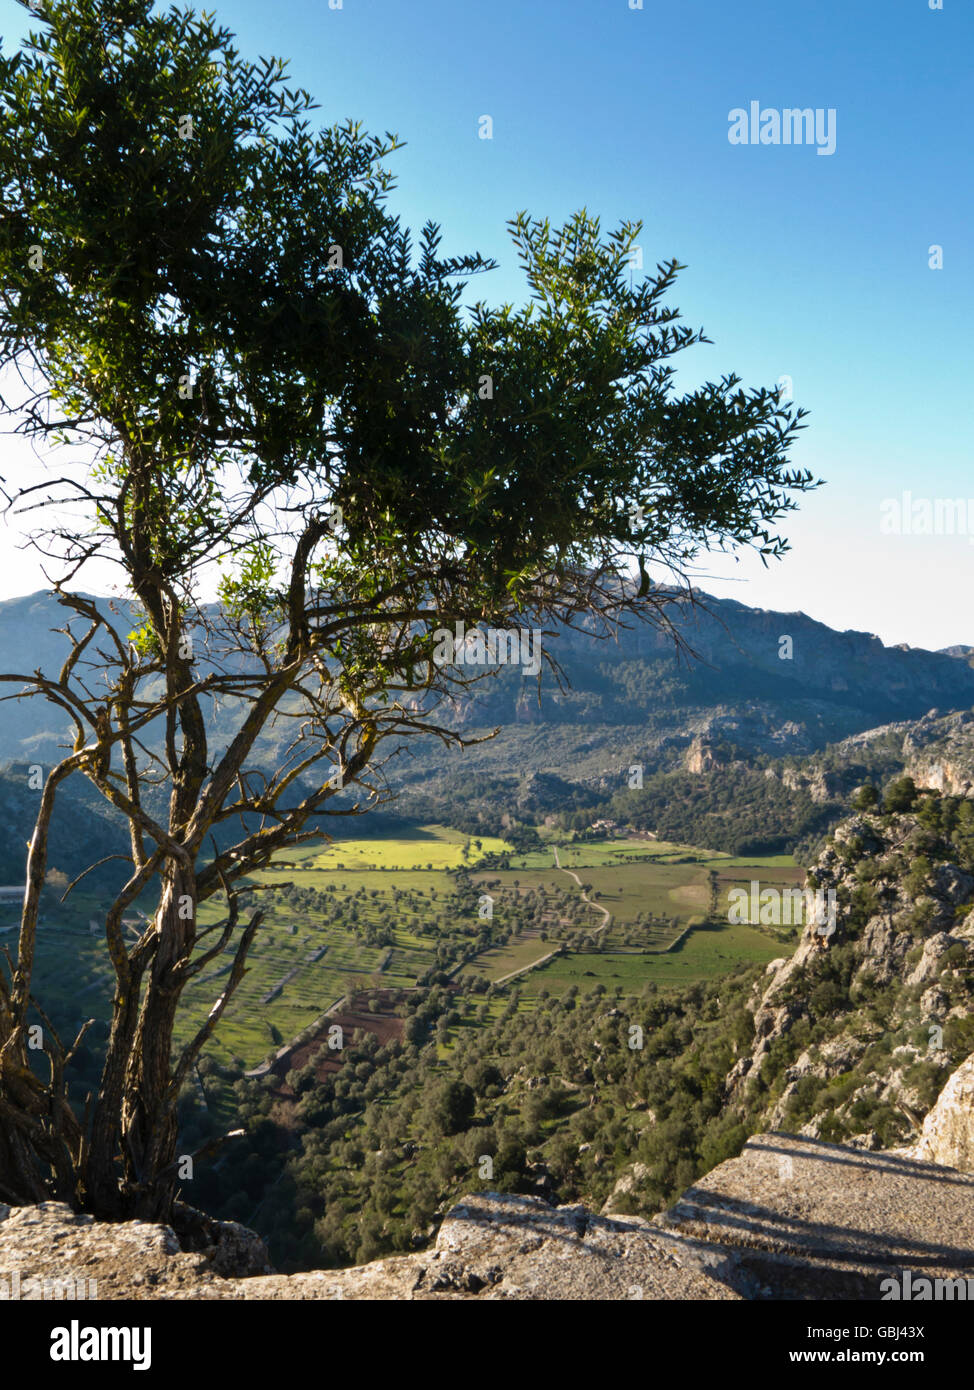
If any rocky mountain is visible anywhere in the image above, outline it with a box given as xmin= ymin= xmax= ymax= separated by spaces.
xmin=797 ymin=708 xmax=974 ymax=799
xmin=2 ymin=587 xmax=974 ymax=772
xmin=490 ymin=705 xmax=974 ymax=862
xmin=751 ymin=708 xmax=974 ymax=853
xmin=380 ymin=597 xmax=974 ymax=847
xmin=7 ymin=583 xmax=974 ymax=897
xmin=440 ymin=592 xmax=974 ymax=734
xmin=387 ymin=594 xmax=974 ymax=808
xmin=900 ymin=710 xmax=974 ymax=796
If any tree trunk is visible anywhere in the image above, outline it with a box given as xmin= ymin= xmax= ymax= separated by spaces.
xmin=128 ymin=864 xmax=196 ymax=1219
xmin=85 ymin=861 xmax=196 ymax=1220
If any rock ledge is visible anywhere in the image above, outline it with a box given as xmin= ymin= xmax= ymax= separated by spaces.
xmin=3 ymin=1131 xmax=973 ymax=1300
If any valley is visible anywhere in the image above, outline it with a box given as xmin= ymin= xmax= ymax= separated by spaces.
xmin=28 ymin=823 xmax=801 ymax=1077
xmin=3 ymin=591 xmax=973 ymax=1276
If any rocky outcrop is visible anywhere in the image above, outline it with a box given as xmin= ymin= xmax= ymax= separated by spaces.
xmin=0 ymin=1192 xmax=740 ymax=1302
xmin=726 ymin=809 xmax=974 ymax=1144
xmin=685 ymin=735 xmax=719 ymax=774
xmin=601 ymin=1162 xmax=651 ymax=1214
xmin=0 ymin=1201 xmax=272 ymax=1298
xmin=3 ymin=1130 xmax=973 ymax=1300
xmin=902 ymin=709 xmax=974 ymax=797
xmin=0 ymin=1203 xmax=199 ymax=1298
xmin=779 ymin=765 xmax=851 ymax=804
xmin=910 ymin=1052 xmax=974 ymax=1171
xmin=655 ymin=1132 xmax=974 ymax=1300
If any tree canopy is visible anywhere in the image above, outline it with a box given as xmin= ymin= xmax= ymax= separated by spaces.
xmin=0 ymin=0 xmax=816 ymax=1221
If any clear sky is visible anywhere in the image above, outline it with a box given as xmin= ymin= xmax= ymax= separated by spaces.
xmin=0 ymin=0 xmax=971 ymax=649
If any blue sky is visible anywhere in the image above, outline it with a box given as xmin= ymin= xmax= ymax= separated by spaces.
xmin=1 ymin=0 xmax=971 ymax=648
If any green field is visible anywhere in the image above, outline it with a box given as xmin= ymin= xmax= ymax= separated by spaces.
xmin=501 ymin=834 xmax=713 ymax=871
xmin=28 ymin=825 xmax=802 ymax=1070
xmin=456 ymin=932 xmax=554 ymax=983
xmin=518 ymin=918 xmax=790 ymax=996
xmin=274 ymin=824 xmax=509 ymax=876
xmin=554 ymin=836 xmax=720 ymax=864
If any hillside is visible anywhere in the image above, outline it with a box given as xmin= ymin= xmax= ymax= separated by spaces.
xmin=146 ymin=786 xmax=972 ymax=1272
xmin=2 ymin=586 xmax=973 ymax=769
xmin=723 ymin=802 xmax=974 ymax=1145
xmin=5 ymin=586 xmax=974 ymax=880
xmin=395 ymin=706 xmax=974 ymax=862
xmin=383 ymin=594 xmax=974 ymax=820
xmin=0 ymin=763 xmax=130 ymax=889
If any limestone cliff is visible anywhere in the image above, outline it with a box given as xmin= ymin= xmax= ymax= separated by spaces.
xmin=910 ymin=1052 xmax=974 ymax=1171
xmin=724 ymin=807 xmax=974 ymax=1147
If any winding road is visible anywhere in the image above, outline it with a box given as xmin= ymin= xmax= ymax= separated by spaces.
xmin=459 ymin=845 xmax=616 ymax=990
xmin=553 ymin=845 xmax=612 ymax=935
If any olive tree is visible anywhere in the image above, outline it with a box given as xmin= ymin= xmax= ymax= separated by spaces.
xmin=0 ymin=0 xmax=813 ymax=1221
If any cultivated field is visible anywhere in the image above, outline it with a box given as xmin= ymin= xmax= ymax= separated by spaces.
xmin=28 ymin=825 xmax=801 ymax=1071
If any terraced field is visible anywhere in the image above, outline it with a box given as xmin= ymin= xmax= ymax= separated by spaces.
xmin=517 ymin=918 xmax=791 ymax=997
xmin=25 ymin=826 xmax=802 ymax=1072
xmin=177 ymin=825 xmax=499 ymax=1065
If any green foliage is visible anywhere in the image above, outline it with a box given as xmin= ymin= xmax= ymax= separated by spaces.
xmin=599 ymin=765 xmax=838 ymax=855
xmin=0 ymin=0 xmax=816 ymax=650
xmin=852 ymin=783 xmax=880 ymax=811
xmin=883 ymin=776 xmax=919 ymax=814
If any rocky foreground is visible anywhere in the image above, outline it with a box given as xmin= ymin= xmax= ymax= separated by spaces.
xmin=2 ymin=1061 xmax=972 ymax=1299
